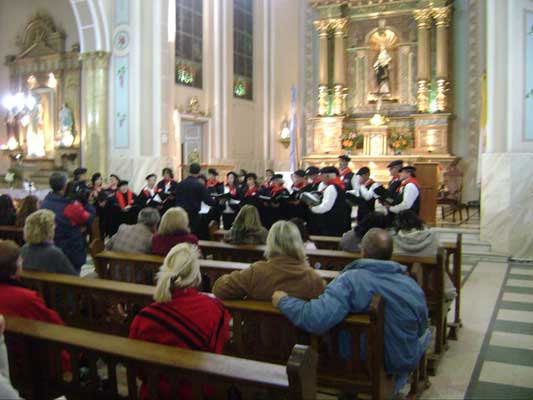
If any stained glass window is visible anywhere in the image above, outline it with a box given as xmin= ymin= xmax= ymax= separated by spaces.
xmin=233 ymin=0 xmax=253 ymax=100
xmin=175 ymin=0 xmax=203 ymax=88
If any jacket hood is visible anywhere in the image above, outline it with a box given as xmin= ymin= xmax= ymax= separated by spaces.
xmin=394 ymin=228 xmax=434 ymax=252
xmin=343 ymin=258 xmax=406 ymax=274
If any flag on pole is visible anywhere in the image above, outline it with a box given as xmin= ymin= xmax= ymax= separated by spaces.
xmin=289 ymin=85 xmax=298 ymax=171
xmin=476 ymin=73 xmax=487 ymax=186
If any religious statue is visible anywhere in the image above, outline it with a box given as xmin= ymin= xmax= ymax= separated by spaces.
xmin=59 ymin=103 xmax=75 ymax=147
xmin=26 ymin=99 xmax=45 ymax=157
xmin=373 ymin=46 xmax=392 ymax=95
xmin=188 ymin=148 xmax=200 ymax=165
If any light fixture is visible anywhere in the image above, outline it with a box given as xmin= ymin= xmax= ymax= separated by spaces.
xmin=279 ymin=120 xmax=290 ymax=148
xmin=369 ymin=113 xmax=387 ymax=127
xmin=6 ymin=137 xmax=19 ymax=151
xmin=27 ymin=75 xmax=37 ymax=89
xmin=60 ymin=132 xmax=75 ymax=148
xmin=47 ymin=72 xmax=57 ymax=89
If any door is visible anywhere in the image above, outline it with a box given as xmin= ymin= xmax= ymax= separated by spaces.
xmin=181 ymin=121 xmax=203 ymax=165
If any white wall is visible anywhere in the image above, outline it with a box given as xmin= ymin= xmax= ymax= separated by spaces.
xmin=0 ymin=0 xmax=79 ymax=173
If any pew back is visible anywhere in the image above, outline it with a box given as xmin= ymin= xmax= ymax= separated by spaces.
xmin=5 ymin=316 xmax=315 ymax=400
xmin=0 ymin=225 xmax=24 ymax=245
xmin=21 ymin=271 xmax=391 ymax=399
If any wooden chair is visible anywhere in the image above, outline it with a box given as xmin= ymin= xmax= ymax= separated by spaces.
xmin=0 ymin=225 xmax=24 ymax=245
xmin=5 ymin=316 xmax=316 ymax=400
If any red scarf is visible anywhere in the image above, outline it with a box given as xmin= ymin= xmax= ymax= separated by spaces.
xmin=326 ymin=177 xmax=345 ymax=191
xmin=116 ymin=191 xmax=133 ymax=209
xmin=244 ymin=186 xmax=258 ymax=197
xmin=397 ymin=177 xmax=420 ymax=192
xmin=340 ymin=168 xmax=352 ymax=178
xmin=292 ymin=182 xmax=305 ymax=190
xmin=364 ymin=179 xmax=375 ymax=188
xmin=143 ymin=187 xmax=156 ymax=198
xmin=207 ymin=179 xmax=218 ymax=188
xmin=226 ymin=184 xmax=237 ymax=196
xmin=271 ymin=185 xmax=286 ymax=195
xmin=390 ymin=174 xmax=400 ymax=185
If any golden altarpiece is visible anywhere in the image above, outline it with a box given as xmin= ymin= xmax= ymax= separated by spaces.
xmin=2 ymin=13 xmax=81 ymax=184
xmin=304 ymin=0 xmax=456 ymax=181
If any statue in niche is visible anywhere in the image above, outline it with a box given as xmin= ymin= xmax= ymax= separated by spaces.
xmin=59 ymin=103 xmax=75 ymax=147
xmin=27 ymin=98 xmax=46 ymax=157
xmin=373 ymin=46 xmax=392 ymax=94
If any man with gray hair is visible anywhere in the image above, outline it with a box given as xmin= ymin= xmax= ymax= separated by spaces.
xmin=106 ymin=207 xmax=161 ymax=254
xmin=272 ymin=228 xmax=429 ymax=395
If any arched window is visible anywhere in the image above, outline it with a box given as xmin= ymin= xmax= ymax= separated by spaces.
xmin=175 ymin=0 xmax=203 ymax=88
xmin=233 ymin=0 xmax=253 ymax=100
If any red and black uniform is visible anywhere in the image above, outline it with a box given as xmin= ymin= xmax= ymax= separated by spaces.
xmin=108 ymin=190 xmax=138 ymax=235
xmin=157 ymin=178 xmax=178 ymax=214
xmin=340 ymin=168 xmax=354 ymax=191
xmin=388 ymin=174 xmax=402 ymax=202
xmin=129 ymin=288 xmax=231 ymax=400
xmin=206 ymin=179 xmax=224 ymax=195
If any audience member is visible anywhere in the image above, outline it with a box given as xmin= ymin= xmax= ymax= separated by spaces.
xmin=272 ymin=228 xmax=429 ymax=395
xmin=213 ymin=220 xmax=326 ymax=300
xmin=20 ymin=210 xmax=77 ymax=276
xmin=129 ymin=243 xmax=230 ymax=400
xmin=290 ymin=217 xmax=316 ymax=250
xmin=15 ymin=195 xmax=39 ymax=228
xmin=0 ymin=195 xmax=16 ymax=226
xmin=0 ymin=314 xmax=21 ymax=400
xmin=223 ymin=205 xmax=267 ymax=245
xmin=41 ymin=172 xmax=95 ymax=272
xmin=340 ymin=211 xmax=388 ymax=252
xmin=106 ymin=207 xmax=160 ymax=254
xmin=151 ymin=207 xmax=198 ymax=256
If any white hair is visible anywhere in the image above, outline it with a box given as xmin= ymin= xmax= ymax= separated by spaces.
xmin=153 ymin=243 xmax=202 ymax=303
xmin=264 ymin=220 xmax=307 ymax=263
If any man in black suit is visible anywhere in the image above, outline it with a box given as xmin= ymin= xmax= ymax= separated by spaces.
xmin=175 ymin=163 xmax=216 ymax=235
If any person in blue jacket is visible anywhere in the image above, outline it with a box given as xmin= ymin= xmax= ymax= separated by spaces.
xmin=272 ymin=228 xmax=430 ymax=395
xmin=41 ymin=172 xmax=95 ymax=273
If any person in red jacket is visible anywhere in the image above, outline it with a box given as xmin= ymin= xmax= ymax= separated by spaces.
xmin=129 ymin=243 xmax=230 ymax=400
xmin=151 ymin=207 xmax=199 ymax=256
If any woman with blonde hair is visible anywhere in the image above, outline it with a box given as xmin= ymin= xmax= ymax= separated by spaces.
xmin=129 ymin=243 xmax=230 ymax=400
xmin=20 ymin=209 xmax=76 ymax=275
xmin=15 ymin=195 xmax=39 ymax=228
xmin=151 ymin=207 xmax=198 ymax=256
xmin=223 ymin=204 xmax=268 ymax=245
xmin=213 ymin=220 xmax=326 ymax=300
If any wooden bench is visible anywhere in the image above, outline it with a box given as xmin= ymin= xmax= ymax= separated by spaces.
xmin=90 ymin=240 xmax=449 ymax=373
xmin=0 ymin=225 xmax=24 ymax=245
xmin=20 ymin=271 xmax=408 ymax=399
xmin=5 ymin=315 xmax=316 ymax=400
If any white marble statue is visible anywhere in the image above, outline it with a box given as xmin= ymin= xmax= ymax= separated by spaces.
xmin=373 ymin=46 xmax=392 ymax=94
xmin=26 ymin=102 xmax=45 ymax=157
xmin=59 ymin=103 xmax=75 ymax=147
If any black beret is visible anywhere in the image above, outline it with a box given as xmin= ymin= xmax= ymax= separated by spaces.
xmin=400 ymin=166 xmax=416 ymax=173
xmin=320 ymin=166 xmax=340 ymax=175
xmin=245 ymin=172 xmax=257 ymax=180
xmin=272 ymin=174 xmax=284 ymax=180
xmin=387 ymin=160 xmax=404 ymax=168
xmin=292 ymin=169 xmax=305 ymax=178
xmin=356 ymin=167 xmax=370 ymax=176
xmin=208 ymin=168 xmax=218 ymax=176
xmin=338 ymin=155 xmax=351 ymax=162
xmin=73 ymin=167 xmax=87 ymax=177
xmin=110 ymin=174 xmax=120 ymax=181
xmin=118 ymin=180 xmax=129 ymax=187
xmin=304 ymin=166 xmax=320 ymax=176
xmin=145 ymin=174 xmax=156 ymax=180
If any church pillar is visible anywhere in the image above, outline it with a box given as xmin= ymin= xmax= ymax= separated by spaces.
xmin=413 ymin=9 xmax=432 ymax=113
xmin=332 ymin=18 xmax=347 ymax=115
xmin=314 ymin=20 xmax=330 ymax=116
xmin=80 ymin=51 xmax=110 ymax=176
xmin=433 ymin=6 xmax=452 ymax=112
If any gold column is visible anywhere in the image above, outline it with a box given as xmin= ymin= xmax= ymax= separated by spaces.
xmin=314 ymin=20 xmax=330 ymax=116
xmin=433 ymin=6 xmax=452 ymax=111
xmin=80 ymin=51 xmax=110 ymax=176
xmin=332 ymin=18 xmax=348 ymax=115
xmin=413 ymin=9 xmax=433 ymax=113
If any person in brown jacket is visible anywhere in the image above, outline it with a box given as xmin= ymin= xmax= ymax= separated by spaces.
xmin=212 ymin=220 xmax=326 ymax=300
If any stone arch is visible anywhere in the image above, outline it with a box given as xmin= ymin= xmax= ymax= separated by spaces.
xmin=69 ymin=0 xmax=110 ymax=52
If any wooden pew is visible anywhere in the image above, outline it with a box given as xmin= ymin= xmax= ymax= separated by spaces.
xmin=442 ymin=233 xmax=463 ymax=339
xmin=20 ymin=271 xmax=401 ymax=399
xmin=5 ymin=316 xmax=316 ymax=400
xmin=0 ymin=225 xmax=24 ymax=245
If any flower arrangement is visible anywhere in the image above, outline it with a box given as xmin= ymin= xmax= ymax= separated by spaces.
xmin=389 ymin=128 xmax=414 ymax=154
xmin=4 ymin=167 xmax=22 ymax=187
xmin=341 ymin=129 xmax=364 ymax=151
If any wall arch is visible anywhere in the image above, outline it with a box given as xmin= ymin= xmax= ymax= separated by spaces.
xmin=69 ymin=0 xmax=110 ymax=53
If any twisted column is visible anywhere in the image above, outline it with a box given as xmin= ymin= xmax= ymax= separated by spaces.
xmin=413 ymin=9 xmax=432 ymax=112
xmin=433 ymin=6 xmax=452 ymax=111
xmin=314 ymin=20 xmax=330 ymax=116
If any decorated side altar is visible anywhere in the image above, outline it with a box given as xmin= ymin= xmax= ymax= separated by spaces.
xmin=304 ymin=0 xmax=456 ymax=181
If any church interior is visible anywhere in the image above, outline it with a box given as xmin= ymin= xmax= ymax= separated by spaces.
xmin=0 ymin=0 xmax=532 ymax=399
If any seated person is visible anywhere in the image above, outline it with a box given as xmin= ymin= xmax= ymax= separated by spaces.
xmin=129 ymin=243 xmax=230 ymax=400
xmin=15 ymin=195 xmax=39 ymax=228
xmin=0 ymin=314 xmax=22 ymax=400
xmin=0 ymin=195 xmax=16 ymax=226
xmin=223 ymin=205 xmax=268 ymax=245
xmin=20 ymin=210 xmax=77 ymax=276
xmin=106 ymin=207 xmax=161 ymax=253
xmin=151 ymin=207 xmax=198 ymax=256
xmin=213 ymin=220 xmax=326 ymax=300
xmin=340 ymin=211 xmax=388 ymax=253
xmin=290 ymin=217 xmax=316 ymax=250
xmin=272 ymin=228 xmax=430 ymax=395
xmin=0 ymin=240 xmax=65 ymax=324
